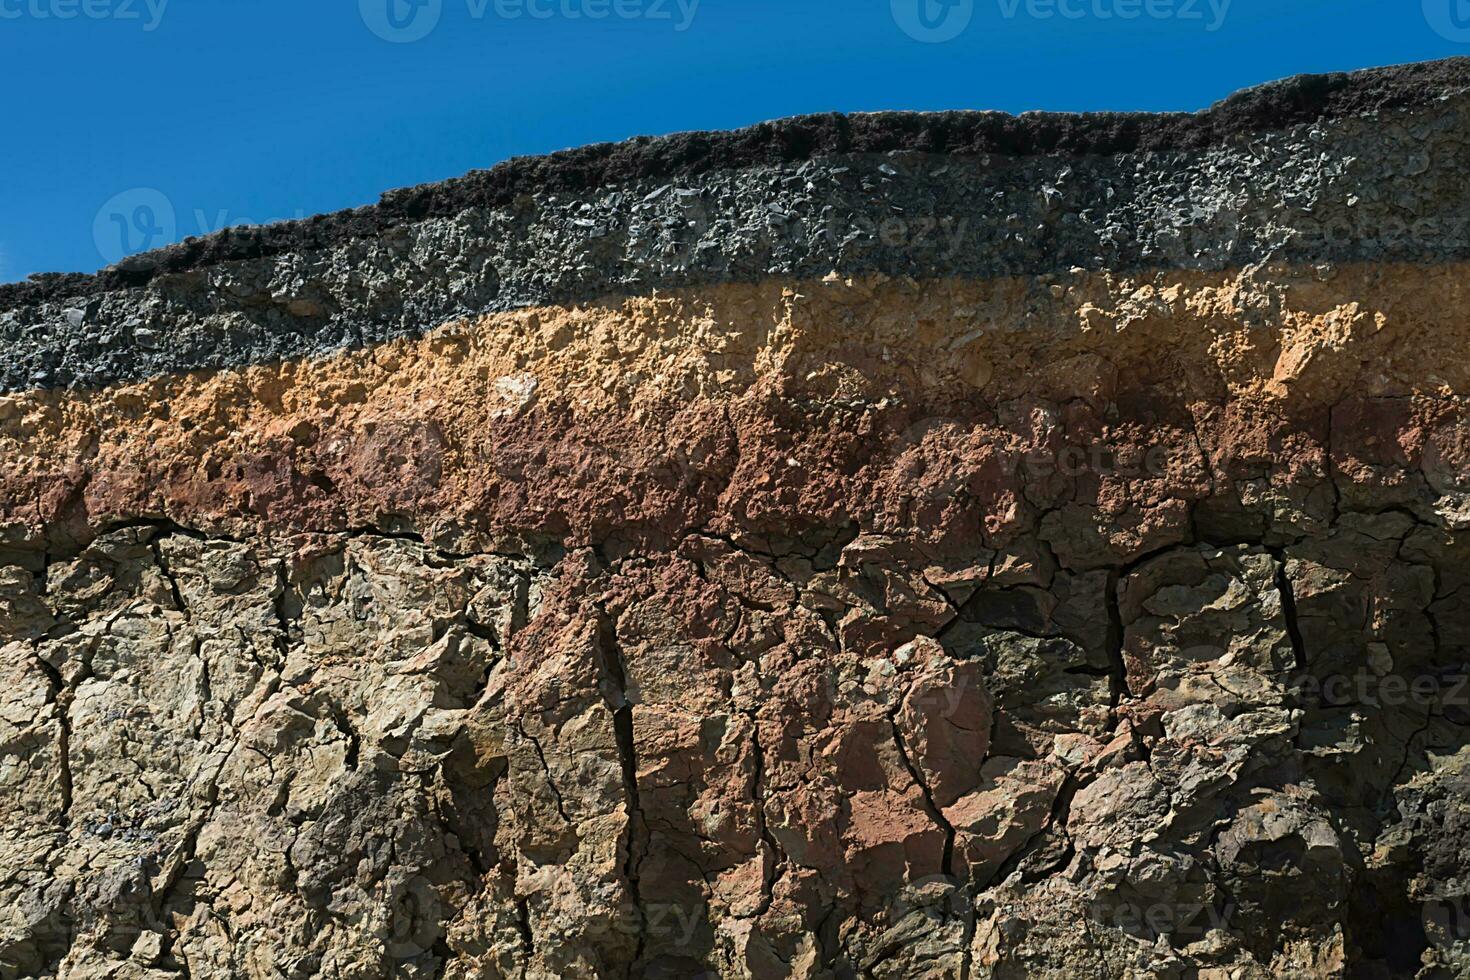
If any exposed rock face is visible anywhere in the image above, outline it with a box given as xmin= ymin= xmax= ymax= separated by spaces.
xmin=5 ymin=59 xmax=1470 ymax=979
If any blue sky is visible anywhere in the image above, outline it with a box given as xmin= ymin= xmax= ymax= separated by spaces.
xmin=1 ymin=0 xmax=1466 ymax=282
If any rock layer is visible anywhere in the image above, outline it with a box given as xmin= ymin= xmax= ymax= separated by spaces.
xmin=6 ymin=57 xmax=1470 ymax=392
xmin=5 ymin=59 xmax=1470 ymax=979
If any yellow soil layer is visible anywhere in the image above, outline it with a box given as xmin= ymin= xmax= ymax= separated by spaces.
xmin=1 ymin=263 xmax=1466 ymax=540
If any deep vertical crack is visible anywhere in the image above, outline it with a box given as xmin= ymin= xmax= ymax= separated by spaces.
xmin=889 ymin=711 xmax=956 ymax=879
xmin=515 ymin=724 xmax=570 ymax=825
xmin=1103 ymin=569 xmax=1129 ymax=716
xmin=1268 ymin=546 xmax=1308 ymax=673
xmin=33 ymin=654 xmax=72 ymax=820
xmin=150 ymin=536 xmax=188 ymax=617
xmin=1185 ymin=402 xmax=1219 ymax=500
xmin=744 ymin=710 xmax=781 ymax=916
xmin=326 ymin=702 xmax=362 ymax=771
xmin=516 ymin=897 xmax=535 ymax=957
xmin=988 ymin=772 xmax=1078 ymax=890
xmin=595 ymin=609 xmax=646 ymax=975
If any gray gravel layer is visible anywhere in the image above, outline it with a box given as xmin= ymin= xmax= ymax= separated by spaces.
xmin=4 ymin=82 xmax=1470 ymax=392
xmin=8 ymin=55 xmax=1468 ymax=311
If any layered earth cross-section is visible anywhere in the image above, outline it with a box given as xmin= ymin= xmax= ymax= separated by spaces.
xmin=5 ymin=57 xmax=1470 ymax=980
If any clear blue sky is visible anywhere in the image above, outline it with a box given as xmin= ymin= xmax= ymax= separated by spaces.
xmin=1 ymin=0 xmax=1465 ymax=282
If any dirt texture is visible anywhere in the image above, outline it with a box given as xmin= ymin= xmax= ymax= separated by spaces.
xmin=5 ymin=59 xmax=1470 ymax=980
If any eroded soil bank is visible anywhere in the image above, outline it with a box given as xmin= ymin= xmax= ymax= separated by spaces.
xmin=4 ymin=58 xmax=1470 ymax=980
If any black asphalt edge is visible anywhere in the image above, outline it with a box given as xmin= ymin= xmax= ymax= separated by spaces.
xmin=4 ymin=56 xmax=1468 ymax=309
